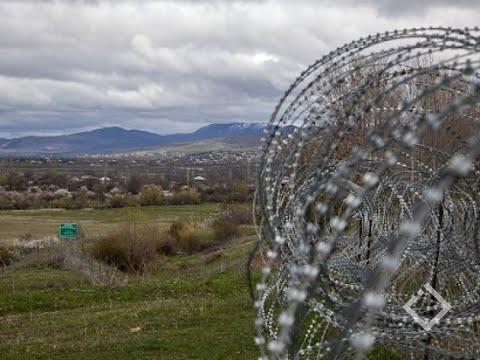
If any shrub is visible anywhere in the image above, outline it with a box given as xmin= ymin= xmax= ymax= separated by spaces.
xmin=6 ymin=171 xmax=26 ymax=191
xmin=177 ymin=224 xmax=202 ymax=253
xmin=11 ymin=193 xmax=30 ymax=210
xmin=58 ymin=195 xmax=89 ymax=210
xmin=91 ymin=200 xmax=109 ymax=209
xmin=169 ymin=188 xmax=201 ymax=205
xmin=169 ymin=221 xmax=185 ymax=239
xmin=108 ymin=194 xmax=139 ymax=208
xmin=11 ymin=244 xmax=123 ymax=285
xmin=212 ymin=216 xmax=240 ymax=242
xmin=48 ymin=198 xmax=68 ymax=209
xmin=0 ymin=247 xmax=15 ymax=268
xmin=90 ymin=233 xmax=128 ymax=269
xmin=169 ymin=222 xmax=202 ymax=254
xmin=223 ymin=204 xmax=253 ymax=225
xmin=230 ymin=180 xmax=251 ymax=202
xmin=156 ymin=236 xmax=177 ymax=256
xmin=126 ymin=173 xmax=143 ymax=195
xmin=200 ymin=187 xmax=230 ymax=203
xmin=89 ymin=225 xmax=160 ymax=274
xmin=0 ymin=195 xmax=13 ymax=210
xmin=139 ymin=185 xmax=165 ymax=206
xmin=108 ymin=194 xmax=128 ymax=208
xmin=26 ymin=196 xmax=47 ymax=209
xmin=198 ymin=183 xmax=254 ymax=203
xmin=203 ymin=205 xmax=252 ymax=228
xmin=40 ymin=170 xmax=67 ymax=188
xmin=124 ymin=194 xmax=140 ymax=208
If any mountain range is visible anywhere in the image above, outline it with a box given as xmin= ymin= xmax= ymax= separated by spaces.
xmin=0 ymin=123 xmax=265 ymax=156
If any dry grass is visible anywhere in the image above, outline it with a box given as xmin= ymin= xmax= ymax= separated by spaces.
xmin=0 ymin=246 xmax=15 ymax=268
xmin=0 ymin=203 xmax=218 ymax=246
xmin=169 ymin=221 xmax=203 ymax=254
xmin=89 ymin=224 xmax=162 ymax=274
xmin=3 ymin=243 xmax=124 ymax=285
xmin=212 ymin=216 xmax=240 ymax=242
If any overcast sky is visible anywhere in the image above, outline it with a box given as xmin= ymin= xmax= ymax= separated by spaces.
xmin=0 ymin=0 xmax=479 ymax=137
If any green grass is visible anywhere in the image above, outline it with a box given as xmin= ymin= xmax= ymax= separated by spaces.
xmin=0 ymin=203 xmax=218 ymax=245
xmin=0 ymin=274 xmax=256 ymax=359
xmin=126 ymin=138 xmax=257 ymax=156
xmin=1 ymin=204 xmax=218 ymax=220
xmin=0 ymin=240 xmax=412 ymax=360
xmin=0 ymin=203 xmax=259 ymax=359
xmin=0 ymin=245 xmax=258 ymax=359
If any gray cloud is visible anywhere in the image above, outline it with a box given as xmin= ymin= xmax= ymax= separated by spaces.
xmin=352 ymin=0 xmax=480 ymax=16
xmin=0 ymin=0 xmax=478 ymax=137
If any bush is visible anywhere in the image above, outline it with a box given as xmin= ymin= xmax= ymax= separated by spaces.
xmin=203 ymin=205 xmax=252 ymax=228
xmin=156 ymin=236 xmax=177 ymax=256
xmin=199 ymin=183 xmax=254 ymax=203
xmin=223 ymin=204 xmax=253 ymax=225
xmin=11 ymin=244 xmax=123 ymax=285
xmin=0 ymin=247 xmax=15 ymax=268
xmin=108 ymin=195 xmax=125 ymax=208
xmin=11 ymin=193 xmax=30 ymax=210
xmin=90 ymin=233 xmax=127 ymax=269
xmin=91 ymin=199 xmax=109 ymax=209
xmin=6 ymin=171 xmax=26 ymax=191
xmin=230 ymin=180 xmax=251 ymax=202
xmin=169 ymin=188 xmax=201 ymax=205
xmin=169 ymin=221 xmax=184 ymax=239
xmin=89 ymin=225 xmax=160 ymax=274
xmin=0 ymin=195 xmax=13 ymax=210
xmin=212 ymin=216 xmax=240 ymax=242
xmin=25 ymin=195 xmax=47 ymax=209
xmin=169 ymin=222 xmax=202 ymax=254
xmin=139 ymin=185 xmax=165 ymax=206
xmin=108 ymin=194 xmax=139 ymax=208
xmin=108 ymin=194 xmax=129 ymax=208
xmin=124 ymin=195 xmax=140 ymax=208
xmin=126 ymin=173 xmax=143 ymax=195
xmin=202 ymin=206 xmax=244 ymax=242
xmin=65 ymin=197 xmax=88 ymax=210
xmin=40 ymin=170 xmax=67 ymax=188
xmin=48 ymin=198 xmax=68 ymax=209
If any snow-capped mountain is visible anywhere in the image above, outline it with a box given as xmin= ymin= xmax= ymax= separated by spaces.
xmin=192 ymin=122 xmax=265 ymax=138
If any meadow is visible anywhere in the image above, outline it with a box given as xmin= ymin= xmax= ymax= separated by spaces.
xmin=0 ymin=204 xmax=218 ymax=246
xmin=0 ymin=204 xmax=258 ymax=359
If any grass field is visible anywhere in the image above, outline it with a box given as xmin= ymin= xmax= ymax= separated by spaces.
xmin=0 ymin=203 xmax=258 ymax=359
xmin=0 ymin=204 xmax=218 ymax=246
xmin=0 ymin=258 xmax=257 ymax=359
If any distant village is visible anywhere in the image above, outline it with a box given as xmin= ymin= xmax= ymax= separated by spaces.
xmin=0 ymin=150 xmax=257 ymax=210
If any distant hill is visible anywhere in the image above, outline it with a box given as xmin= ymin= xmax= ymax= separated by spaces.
xmin=0 ymin=123 xmax=265 ymax=156
xmin=192 ymin=123 xmax=264 ymax=138
xmin=123 ymin=135 xmax=261 ymax=157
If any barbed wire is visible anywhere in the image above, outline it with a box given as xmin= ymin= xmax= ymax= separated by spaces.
xmin=253 ymin=27 xmax=480 ymax=359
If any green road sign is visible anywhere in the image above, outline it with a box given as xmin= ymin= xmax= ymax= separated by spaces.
xmin=59 ymin=223 xmax=78 ymax=239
